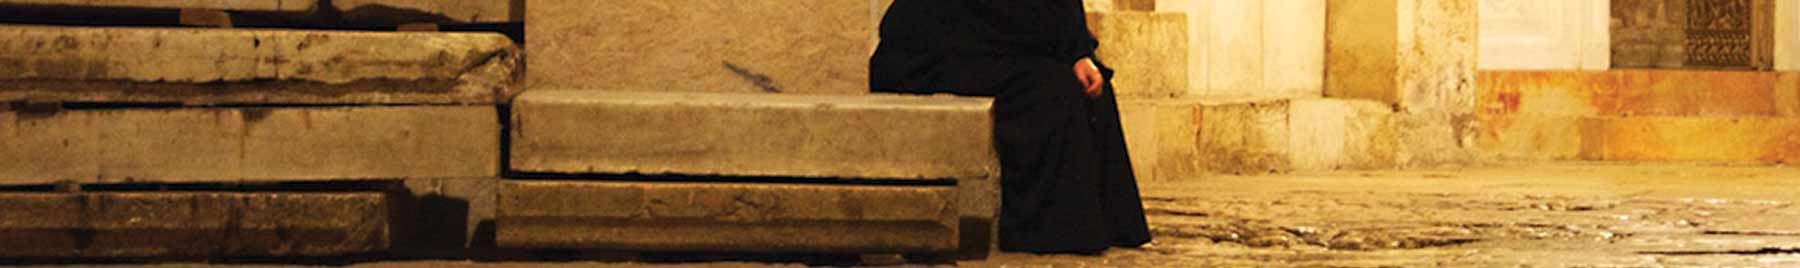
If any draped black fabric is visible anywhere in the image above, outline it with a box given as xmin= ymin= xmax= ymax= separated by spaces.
xmin=870 ymin=0 xmax=1152 ymax=254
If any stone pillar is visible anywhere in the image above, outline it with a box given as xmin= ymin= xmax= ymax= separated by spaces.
xmin=1326 ymin=0 xmax=1480 ymax=165
xmin=1777 ymin=0 xmax=1800 ymax=70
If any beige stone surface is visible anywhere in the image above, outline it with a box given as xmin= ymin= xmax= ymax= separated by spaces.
xmin=0 ymin=0 xmax=314 ymax=12
xmin=1118 ymin=99 xmax=1206 ymax=181
xmin=1578 ymin=116 xmax=1800 ymax=164
xmin=1263 ymin=0 xmax=1327 ymax=97
xmin=1088 ymin=11 xmax=1188 ymax=99
xmin=0 ymin=25 xmax=520 ymax=105
xmin=0 ymin=192 xmax=388 ymax=258
xmin=1478 ymin=0 xmax=1610 ymax=70
xmin=1781 ymin=0 xmax=1800 ymax=71
xmin=1476 ymin=114 xmax=1583 ymax=161
xmin=1204 ymin=0 xmax=1264 ymax=97
xmin=1325 ymin=0 xmax=1400 ymax=104
xmin=334 ymin=0 xmax=520 ymax=24
xmin=510 ymin=90 xmax=996 ymax=181
xmin=527 ymin=0 xmax=871 ymax=95
xmin=0 ymin=106 xmax=499 ymax=184
xmin=497 ymin=180 xmax=958 ymax=253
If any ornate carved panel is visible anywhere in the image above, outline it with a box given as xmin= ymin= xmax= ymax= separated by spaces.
xmin=1610 ymin=0 xmax=1772 ymax=69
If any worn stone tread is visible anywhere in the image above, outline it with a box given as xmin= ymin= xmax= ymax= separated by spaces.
xmin=0 ymin=0 xmax=519 ymax=24
xmin=0 ymin=192 xmax=388 ymax=258
xmin=0 ymin=106 xmax=499 ymax=184
xmin=0 ymin=25 xmax=519 ymax=105
xmin=497 ymin=180 xmax=958 ymax=253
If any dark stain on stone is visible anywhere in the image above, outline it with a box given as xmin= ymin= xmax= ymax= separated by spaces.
xmin=7 ymin=100 xmax=63 ymax=121
xmin=722 ymin=61 xmax=782 ymax=93
xmin=71 ymin=195 xmax=95 ymax=253
xmin=241 ymin=108 xmax=273 ymax=124
xmin=53 ymin=36 xmax=78 ymax=50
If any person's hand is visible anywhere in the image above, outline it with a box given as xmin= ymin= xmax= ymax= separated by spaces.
xmin=1074 ymin=57 xmax=1104 ymax=98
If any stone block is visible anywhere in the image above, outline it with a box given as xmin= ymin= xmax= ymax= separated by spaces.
xmin=334 ymin=0 xmax=520 ymax=24
xmin=0 ymin=106 xmax=499 ymax=184
xmin=1477 ymin=70 xmax=1784 ymax=117
xmin=1263 ymin=0 xmax=1327 ymax=96
xmin=1159 ymin=0 xmax=1329 ymax=98
xmin=0 ymin=0 xmax=314 ymax=12
xmin=1478 ymin=0 xmax=1609 ymax=70
xmin=0 ymin=192 xmax=388 ymax=258
xmin=1579 ymin=116 xmax=1800 ymax=164
xmin=1779 ymin=0 xmax=1800 ymax=71
xmin=510 ymin=90 xmax=996 ymax=181
xmin=1476 ymin=114 xmax=1583 ymax=161
xmin=1125 ymin=98 xmax=1399 ymax=178
xmin=496 ymin=180 xmax=958 ymax=253
xmin=1088 ymin=11 xmax=1188 ymax=99
xmin=0 ymin=25 xmax=520 ymax=105
xmin=526 ymin=0 xmax=872 ymax=95
xmin=1780 ymin=72 xmax=1800 ymax=116
xmin=1325 ymin=0 xmax=1478 ymax=167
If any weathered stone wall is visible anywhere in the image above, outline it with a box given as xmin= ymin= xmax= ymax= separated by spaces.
xmin=1479 ymin=0 xmax=1610 ymax=70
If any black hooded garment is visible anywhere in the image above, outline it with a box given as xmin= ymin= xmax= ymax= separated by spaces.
xmin=870 ymin=0 xmax=1153 ymax=254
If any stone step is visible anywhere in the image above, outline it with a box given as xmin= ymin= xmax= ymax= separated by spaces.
xmin=1120 ymin=98 xmax=1406 ymax=179
xmin=509 ymin=90 xmax=997 ymax=257
xmin=510 ymin=90 xmax=995 ymax=181
xmin=0 ymin=105 xmax=499 ymax=184
xmin=1481 ymin=115 xmax=1800 ymax=164
xmin=525 ymin=0 xmax=873 ymax=95
xmin=0 ymin=0 xmax=519 ymax=24
xmin=496 ymin=180 xmax=958 ymax=253
xmin=1477 ymin=70 xmax=1800 ymax=118
xmin=0 ymin=191 xmax=388 ymax=258
xmin=0 ymin=25 xmax=519 ymax=105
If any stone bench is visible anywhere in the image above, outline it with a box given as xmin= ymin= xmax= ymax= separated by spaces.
xmin=0 ymin=192 xmax=389 ymax=258
xmin=500 ymin=90 xmax=999 ymax=257
xmin=0 ymin=0 xmax=519 ymax=24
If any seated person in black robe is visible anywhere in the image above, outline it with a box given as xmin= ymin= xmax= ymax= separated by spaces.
xmin=870 ymin=0 xmax=1153 ymax=254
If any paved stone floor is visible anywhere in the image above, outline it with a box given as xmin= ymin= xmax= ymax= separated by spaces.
xmin=16 ymin=163 xmax=1800 ymax=267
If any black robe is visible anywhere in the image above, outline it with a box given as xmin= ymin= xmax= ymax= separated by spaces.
xmin=870 ymin=0 xmax=1152 ymax=254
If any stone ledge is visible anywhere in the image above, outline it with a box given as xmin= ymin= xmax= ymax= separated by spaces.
xmin=0 ymin=106 xmax=500 ymax=184
xmin=0 ymin=25 xmax=520 ymax=105
xmin=0 ymin=192 xmax=388 ymax=258
xmin=496 ymin=180 xmax=958 ymax=253
xmin=0 ymin=0 xmax=519 ymax=24
xmin=1478 ymin=70 xmax=1793 ymax=118
xmin=509 ymin=90 xmax=997 ymax=181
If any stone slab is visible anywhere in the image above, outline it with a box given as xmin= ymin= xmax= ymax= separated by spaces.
xmin=510 ymin=90 xmax=996 ymax=181
xmin=0 ymin=0 xmax=315 ymax=12
xmin=1578 ymin=116 xmax=1800 ymax=164
xmin=1088 ymin=11 xmax=1188 ymax=99
xmin=1262 ymin=0 xmax=1327 ymax=97
xmin=0 ymin=106 xmax=499 ymax=184
xmin=0 ymin=192 xmax=388 ymax=258
xmin=0 ymin=25 xmax=519 ymax=105
xmin=1478 ymin=0 xmax=1610 ymax=70
xmin=1478 ymin=70 xmax=1785 ymax=117
xmin=496 ymin=180 xmax=958 ymax=253
xmin=526 ymin=0 xmax=871 ymax=95
xmin=334 ymin=0 xmax=520 ymax=24
xmin=1475 ymin=114 xmax=1584 ymax=161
